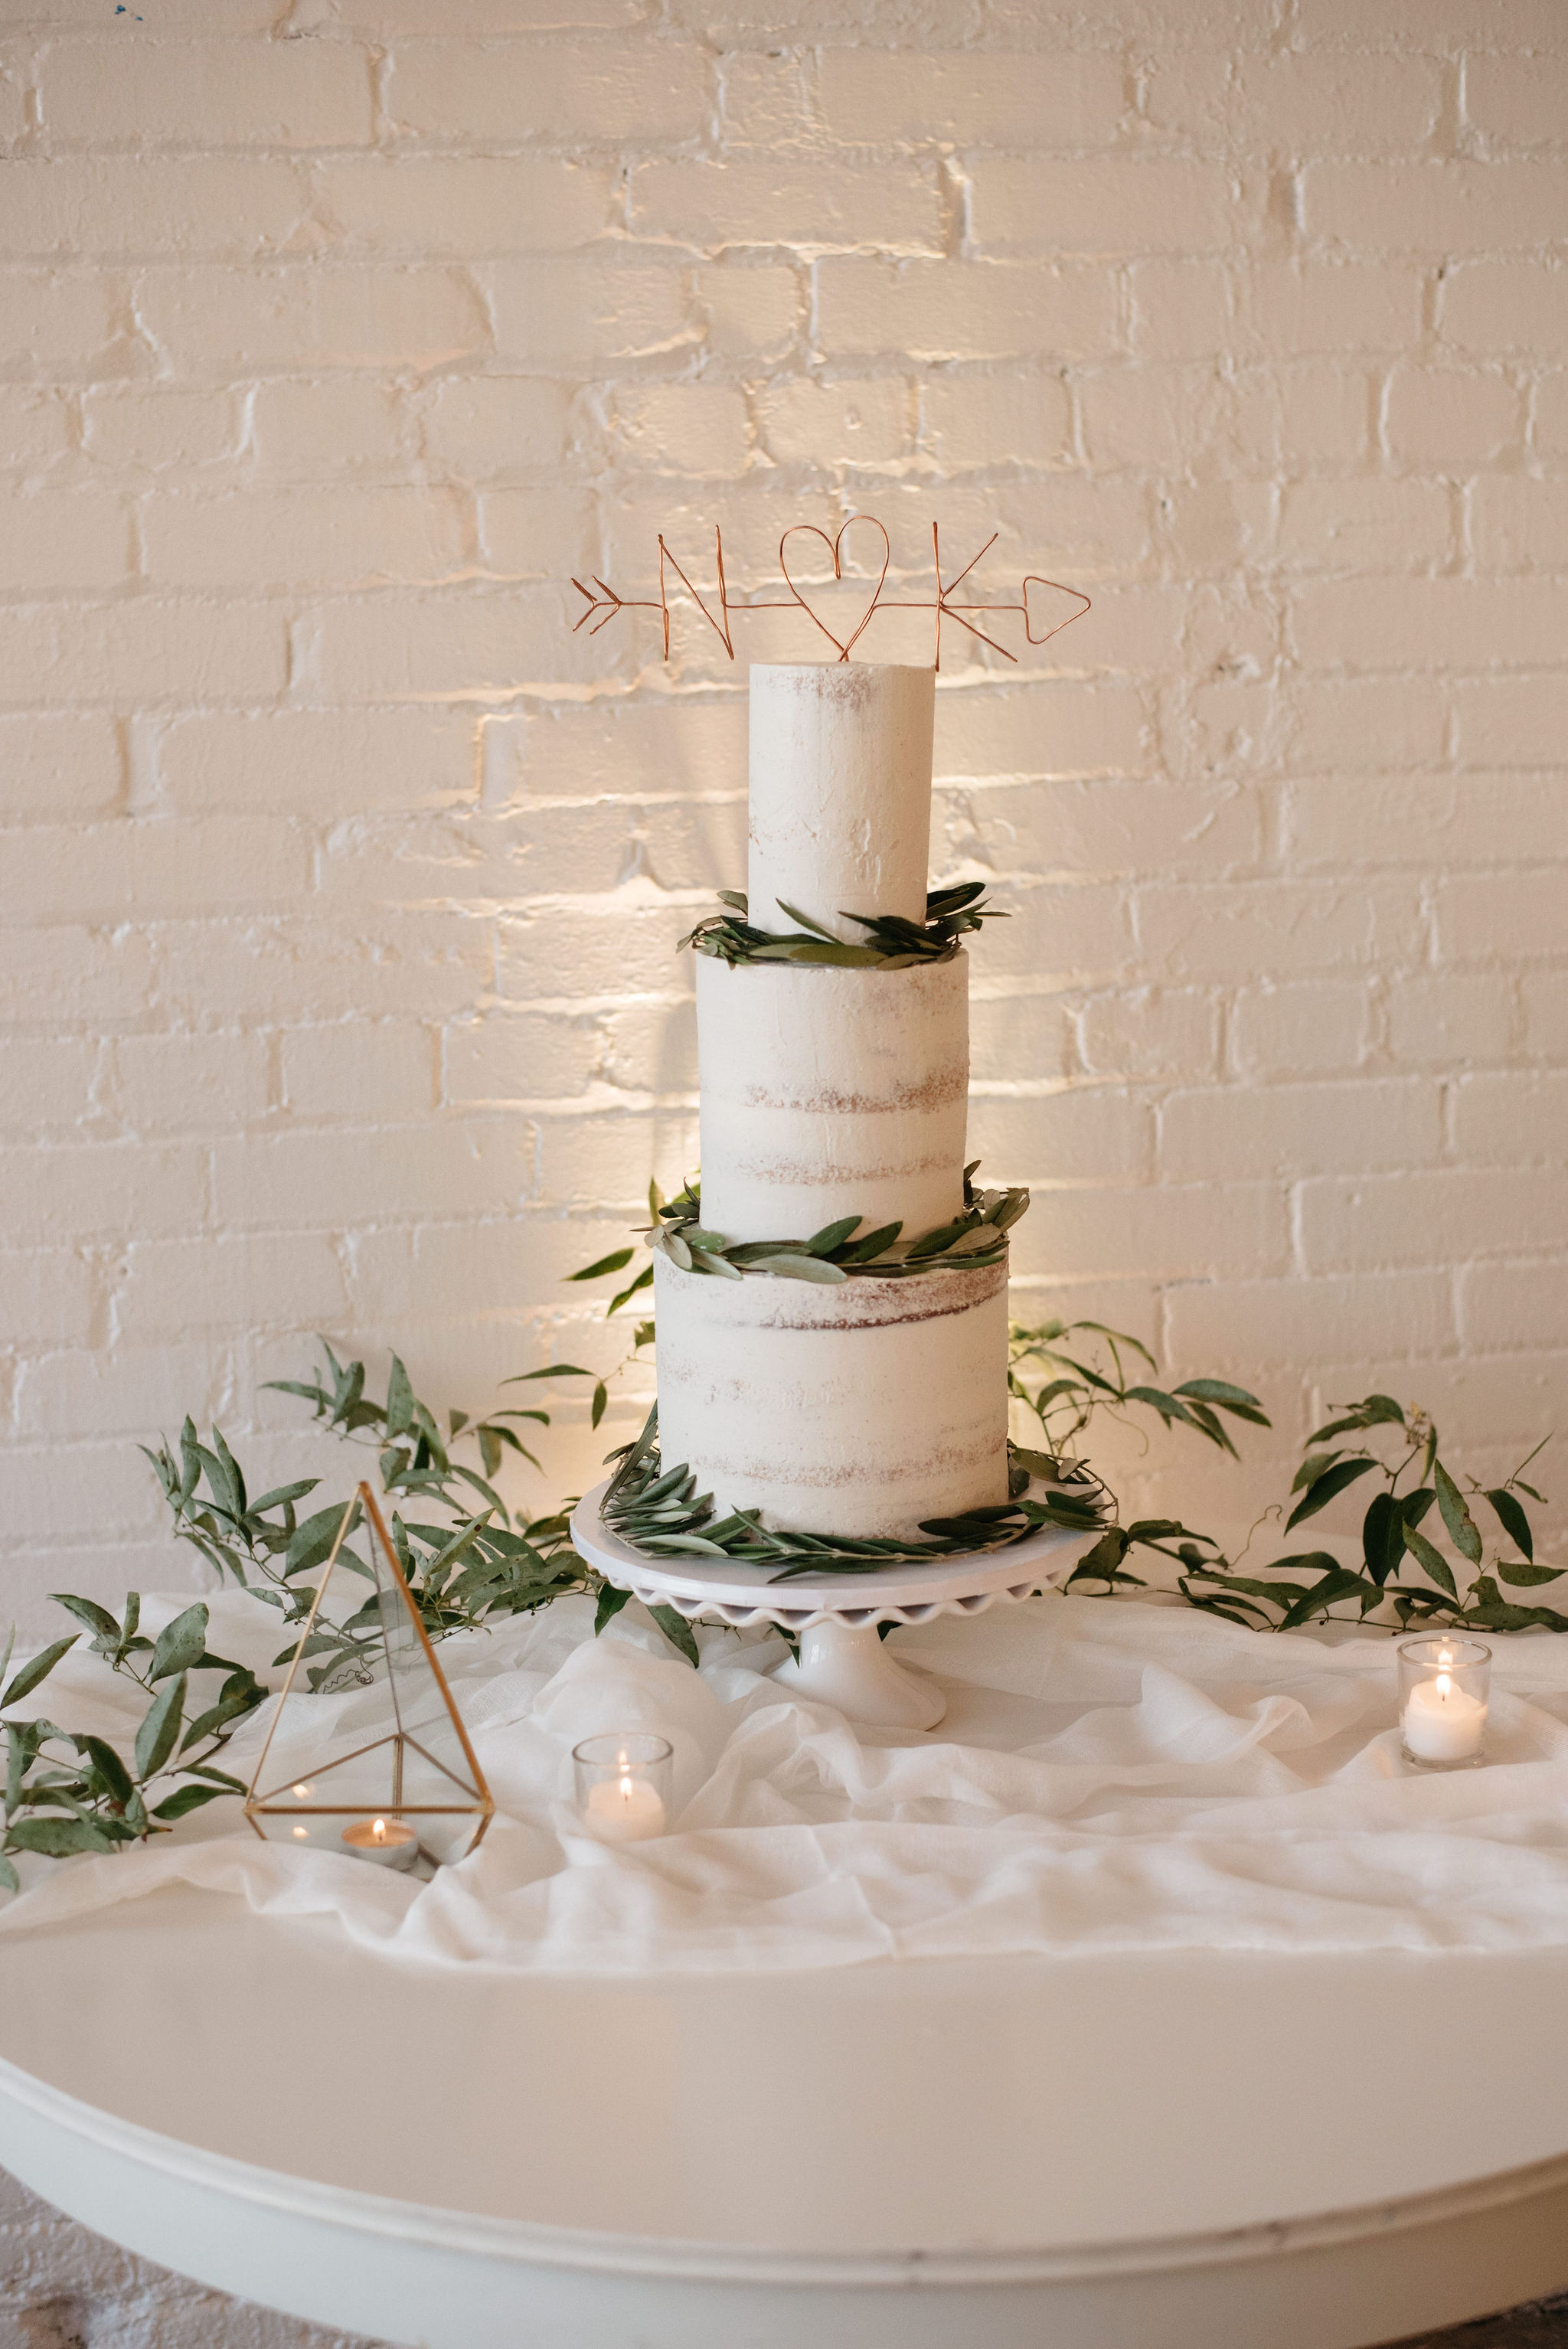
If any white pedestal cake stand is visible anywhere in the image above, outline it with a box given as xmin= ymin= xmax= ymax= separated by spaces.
xmin=570 ymin=1478 xmax=1083 ymax=1730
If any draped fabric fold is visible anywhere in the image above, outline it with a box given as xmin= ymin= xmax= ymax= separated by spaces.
xmin=6 ymin=1588 xmax=1568 ymax=1973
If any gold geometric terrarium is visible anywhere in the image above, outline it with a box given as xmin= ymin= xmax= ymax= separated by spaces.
xmin=245 ymin=1482 xmax=494 ymax=1867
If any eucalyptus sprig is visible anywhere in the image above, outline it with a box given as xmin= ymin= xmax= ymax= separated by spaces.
xmin=681 ymin=880 xmax=1001 ymax=969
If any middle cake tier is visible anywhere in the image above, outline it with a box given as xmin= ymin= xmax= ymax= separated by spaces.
xmin=653 ymin=1251 xmax=1011 ymax=1538
xmin=696 ymin=951 xmax=969 ymax=1242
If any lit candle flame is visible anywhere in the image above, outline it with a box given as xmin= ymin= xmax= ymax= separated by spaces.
xmin=372 ymin=1818 xmax=387 ymax=1844
xmin=1436 ymin=1672 xmax=1451 ymax=1701
xmin=619 ymin=1775 xmax=634 ymax=1804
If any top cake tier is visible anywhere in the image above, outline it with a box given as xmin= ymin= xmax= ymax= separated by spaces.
xmin=747 ymin=662 xmax=936 ymax=942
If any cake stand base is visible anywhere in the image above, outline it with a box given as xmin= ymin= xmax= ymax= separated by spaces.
xmin=569 ymin=1478 xmax=1083 ymax=1733
xmin=771 ymin=1619 xmax=946 ymax=1730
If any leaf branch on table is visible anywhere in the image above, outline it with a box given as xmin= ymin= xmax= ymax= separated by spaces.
xmin=0 ymin=1594 xmax=256 ymax=1894
xmin=1160 ymin=1403 xmax=1558 ymax=1635
xmin=2 ymin=1345 xmax=603 ymax=1890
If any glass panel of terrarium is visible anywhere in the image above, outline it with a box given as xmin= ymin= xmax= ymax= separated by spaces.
xmin=247 ymin=1486 xmax=490 ymax=1864
xmin=247 ymin=1491 xmax=397 ymax=1844
xmin=370 ymin=1494 xmax=490 ymax=1864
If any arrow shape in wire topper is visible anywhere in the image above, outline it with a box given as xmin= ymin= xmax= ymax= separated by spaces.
xmin=570 ymin=513 xmax=1090 ymax=672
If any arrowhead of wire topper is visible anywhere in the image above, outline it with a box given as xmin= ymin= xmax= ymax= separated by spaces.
xmin=565 ymin=514 xmax=1090 ymax=671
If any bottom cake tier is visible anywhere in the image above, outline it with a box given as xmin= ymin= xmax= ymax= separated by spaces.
xmin=652 ymin=1252 xmax=1010 ymax=1540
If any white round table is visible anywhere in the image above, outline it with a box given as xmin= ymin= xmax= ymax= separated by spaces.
xmin=2 ymin=1882 xmax=1567 ymax=2348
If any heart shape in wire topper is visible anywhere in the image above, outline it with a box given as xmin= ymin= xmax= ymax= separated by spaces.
xmin=779 ymin=515 xmax=891 ymax=662
xmin=570 ymin=511 xmax=1091 ymax=670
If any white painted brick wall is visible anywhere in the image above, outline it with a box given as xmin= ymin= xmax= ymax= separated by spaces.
xmin=0 ymin=2166 xmax=378 ymax=2349
xmin=0 ymin=0 xmax=1563 ymax=1650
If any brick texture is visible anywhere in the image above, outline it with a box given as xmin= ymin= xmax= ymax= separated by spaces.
xmin=0 ymin=2166 xmax=382 ymax=2349
xmin=0 ymin=0 xmax=1563 ymax=1707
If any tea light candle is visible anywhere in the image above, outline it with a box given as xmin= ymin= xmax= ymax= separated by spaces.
xmin=341 ymin=1817 xmax=420 ymax=1870
xmin=585 ymin=1771 xmax=666 ymax=1843
xmin=1399 ymin=1636 xmax=1490 ymax=1769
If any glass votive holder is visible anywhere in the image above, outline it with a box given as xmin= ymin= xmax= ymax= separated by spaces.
xmin=573 ymin=1733 xmax=673 ymax=1844
xmin=1398 ymin=1635 xmax=1491 ymax=1769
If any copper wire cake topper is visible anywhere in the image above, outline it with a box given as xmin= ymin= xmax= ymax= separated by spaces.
xmin=572 ymin=513 xmax=1089 ymax=671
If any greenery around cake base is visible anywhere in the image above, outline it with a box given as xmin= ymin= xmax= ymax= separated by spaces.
xmin=681 ymin=880 xmax=1000 ymax=969
xmin=594 ymin=1404 xmax=1108 ymax=1590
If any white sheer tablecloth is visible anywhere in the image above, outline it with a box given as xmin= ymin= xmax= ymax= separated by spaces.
xmin=5 ymin=1587 xmax=1568 ymax=1973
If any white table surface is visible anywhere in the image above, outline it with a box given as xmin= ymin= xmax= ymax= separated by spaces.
xmin=3 ymin=1881 xmax=1568 ymax=2349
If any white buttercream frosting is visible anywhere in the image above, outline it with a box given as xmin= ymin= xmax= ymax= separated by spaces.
xmin=697 ymin=951 xmax=969 ymax=1242
xmin=747 ymin=663 xmax=936 ymax=943
xmin=653 ymin=1253 xmax=1011 ymax=1538
xmin=649 ymin=657 xmax=1014 ymax=1544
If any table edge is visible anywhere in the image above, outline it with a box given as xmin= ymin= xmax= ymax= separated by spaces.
xmin=6 ymin=2042 xmax=1568 ymax=2288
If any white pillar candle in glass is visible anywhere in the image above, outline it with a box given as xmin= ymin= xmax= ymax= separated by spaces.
xmin=573 ymin=1733 xmax=674 ymax=1844
xmin=1398 ymin=1636 xmax=1490 ymax=1769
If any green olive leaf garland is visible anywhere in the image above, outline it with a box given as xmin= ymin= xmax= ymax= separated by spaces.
xmin=597 ymin=1406 xmax=1111 ymax=1576
xmin=681 ymin=880 xmax=1002 ymax=969
xmin=645 ymin=1163 xmax=1027 ymax=1285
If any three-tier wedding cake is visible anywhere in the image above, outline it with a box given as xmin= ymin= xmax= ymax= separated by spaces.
xmin=649 ymin=662 xmax=1024 ymax=1542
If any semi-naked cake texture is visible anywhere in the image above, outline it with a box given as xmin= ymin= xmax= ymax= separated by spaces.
xmin=746 ymin=660 xmax=934 ymax=941
xmin=654 ymin=660 xmax=1012 ymax=1541
xmin=653 ymin=1258 xmax=1008 ymax=1541
xmin=695 ymin=952 xmax=968 ymax=1240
